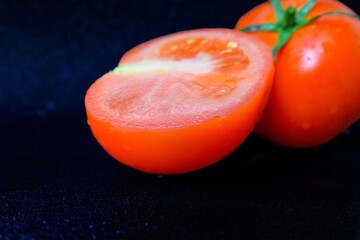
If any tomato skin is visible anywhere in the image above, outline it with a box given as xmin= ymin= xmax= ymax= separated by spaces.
xmin=235 ymin=0 xmax=360 ymax=148
xmin=85 ymin=29 xmax=274 ymax=174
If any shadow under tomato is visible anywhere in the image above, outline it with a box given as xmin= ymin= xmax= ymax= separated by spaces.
xmin=188 ymin=121 xmax=360 ymax=194
xmin=122 ymin=121 xmax=360 ymax=195
xmin=95 ymin=122 xmax=360 ymax=240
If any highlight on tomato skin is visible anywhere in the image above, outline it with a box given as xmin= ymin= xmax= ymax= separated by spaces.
xmin=235 ymin=0 xmax=360 ymax=148
xmin=85 ymin=28 xmax=274 ymax=174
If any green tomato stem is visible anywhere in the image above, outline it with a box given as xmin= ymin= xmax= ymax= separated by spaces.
xmin=240 ymin=0 xmax=360 ymax=59
xmin=283 ymin=7 xmax=297 ymax=29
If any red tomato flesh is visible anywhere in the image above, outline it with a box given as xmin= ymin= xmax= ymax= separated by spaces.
xmin=85 ymin=29 xmax=274 ymax=174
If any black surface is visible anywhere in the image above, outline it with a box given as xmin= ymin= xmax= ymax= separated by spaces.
xmin=1 ymin=0 xmax=360 ymax=239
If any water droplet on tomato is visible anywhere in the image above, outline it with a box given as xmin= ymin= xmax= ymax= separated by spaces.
xmin=214 ymin=86 xmax=231 ymax=96
xmin=301 ymin=49 xmax=318 ymax=70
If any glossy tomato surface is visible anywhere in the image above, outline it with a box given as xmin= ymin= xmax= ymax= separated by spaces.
xmin=85 ymin=29 xmax=274 ymax=174
xmin=235 ymin=0 xmax=360 ymax=148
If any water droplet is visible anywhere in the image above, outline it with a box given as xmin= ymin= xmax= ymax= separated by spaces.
xmin=214 ymin=86 xmax=231 ymax=96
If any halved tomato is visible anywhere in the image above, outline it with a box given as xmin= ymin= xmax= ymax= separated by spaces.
xmin=85 ymin=29 xmax=274 ymax=174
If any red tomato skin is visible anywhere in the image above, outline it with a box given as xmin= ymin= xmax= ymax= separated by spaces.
xmin=235 ymin=0 xmax=360 ymax=148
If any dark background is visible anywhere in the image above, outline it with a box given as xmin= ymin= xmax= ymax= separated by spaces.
xmin=1 ymin=0 xmax=360 ymax=239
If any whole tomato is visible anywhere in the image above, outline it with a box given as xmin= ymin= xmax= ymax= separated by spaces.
xmin=235 ymin=0 xmax=360 ymax=148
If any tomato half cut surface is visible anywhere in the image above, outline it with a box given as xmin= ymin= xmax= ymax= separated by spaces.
xmin=85 ymin=28 xmax=274 ymax=174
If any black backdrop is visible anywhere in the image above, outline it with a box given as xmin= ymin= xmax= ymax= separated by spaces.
xmin=1 ymin=0 xmax=360 ymax=239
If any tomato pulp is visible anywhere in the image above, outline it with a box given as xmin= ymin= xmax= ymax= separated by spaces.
xmin=85 ymin=29 xmax=274 ymax=174
xmin=235 ymin=0 xmax=360 ymax=148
